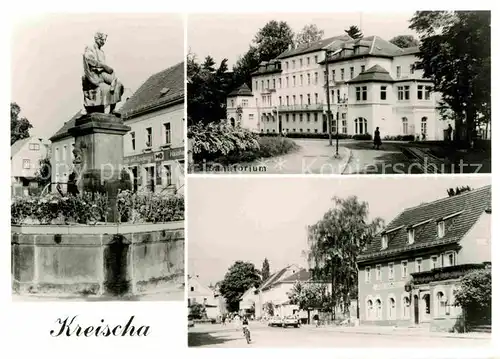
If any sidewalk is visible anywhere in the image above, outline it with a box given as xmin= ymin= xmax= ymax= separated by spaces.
xmin=301 ymin=324 xmax=491 ymax=340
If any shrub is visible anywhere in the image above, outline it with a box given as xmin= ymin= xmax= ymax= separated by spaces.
xmin=454 ymin=267 xmax=491 ymax=326
xmin=11 ymin=192 xmax=108 ymax=225
xmin=117 ymin=190 xmax=184 ymax=223
xmin=352 ymin=134 xmax=372 ymax=140
xmin=383 ymin=135 xmax=415 ymax=141
xmin=260 ymin=132 xmax=353 ymax=140
xmin=11 ymin=191 xmax=184 ymax=225
xmin=188 ymin=121 xmax=259 ymax=161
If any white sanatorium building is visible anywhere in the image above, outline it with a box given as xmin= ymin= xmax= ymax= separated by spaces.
xmin=227 ymin=35 xmax=453 ymax=140
xmin=50 ymin=62 xmax=185 ymax=194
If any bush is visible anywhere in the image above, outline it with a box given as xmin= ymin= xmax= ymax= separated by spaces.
xmin=352 ymin=134 xmax=372 ymax=140
xmin=117 ymin=190 xmax=184 ymax=223
xmin=383 ymin=135 xmax=415 ymax=141
xmin=454 ymin=267 xmax=491 ymax=326
xmin=11 ymin=192 xmax=108 ymax=225
xmin=260 ymin=132 xmax=353 ymax=140
xmin=11 ymin=191 xmax=184 ymax=225
xmin=189 ymin=121 xmax=259 ymax=162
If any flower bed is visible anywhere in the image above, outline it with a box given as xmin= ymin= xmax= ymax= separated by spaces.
xmin=11 ymin=191 xmax=184 ymax=225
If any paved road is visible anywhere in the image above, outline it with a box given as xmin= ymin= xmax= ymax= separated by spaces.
xmin=246 ymin=139 xmax=349 ymax=175
xmin=188 ymin=325 xmax=491 ymax=348
xmin=343 ymin=141 xmax=423 ymax=175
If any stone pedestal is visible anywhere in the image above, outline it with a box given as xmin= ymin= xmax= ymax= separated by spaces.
xmin=68 ymin=113 xmax=132 ymax=222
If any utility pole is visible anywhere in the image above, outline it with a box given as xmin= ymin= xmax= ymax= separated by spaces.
xmin=324 ymin=50 xmax=333 ymax=146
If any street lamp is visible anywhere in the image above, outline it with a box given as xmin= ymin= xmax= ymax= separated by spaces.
xmin=324 ymin=50 xmax=333 ymax=147
xmin=272 ymin=106 xmax=280 ymax=136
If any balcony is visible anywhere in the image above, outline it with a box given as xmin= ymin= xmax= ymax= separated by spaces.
xmin=277 ymin=103 xmax=324 ymax=112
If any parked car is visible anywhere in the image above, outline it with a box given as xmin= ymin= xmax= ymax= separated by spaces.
xmin=268 ymin=317 xmax=284 ymax=327
xmin=282 ymin=316 xmax=300 ymax=328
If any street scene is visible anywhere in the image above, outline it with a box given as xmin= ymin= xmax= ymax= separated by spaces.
xmin=187 ymin=12 xmax=490 ymax=174
xmin=11 ymin=14 xmax=185 ymax=301
xmin=187 ymin=176 xmax=491 ymax=347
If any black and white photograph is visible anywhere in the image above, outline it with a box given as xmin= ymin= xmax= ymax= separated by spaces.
xmin=187 ymin=12 xmax=491 ymax=174
xmin=187 ymin=176 xmax=491 ymax=348
xmin=11 ymin=13 xmax=185 ymax=301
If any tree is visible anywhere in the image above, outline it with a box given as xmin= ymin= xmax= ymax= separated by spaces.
xmin=389 ymin=35 xmax=419 ymax=48
xmin=254 ymin=20 xmax=295 ymax=62
xmin=232 ymin=46 xmax=260 ymax=89
xmin=409 ymin=11 xmax=491 ymax=147
xmin=263 ymin=301 xmax=274 ymax=317
xmin=11 ymin=102 xmax=33 ymax=145
xmin=219 ymin=261 xmax=262 ymax=312
xmin=187 ymin=53 xmax=234 ymax=126
xmin=454 ymin=267 xmax=491 ymax=326
xmin=295 ymin=24 xmax=324 ymax=46
xmin=261 ymin=258 xmax=270 ymax=281
xmin=287 ymin=281 xmax=330 ymax=324
xmin=306 ymin=196 xmax=383 ymax=319
xmin=447 ymin=185 xmax=472 ymax=197
xmin=189 ymin=302 xmax=206 ymax=319
xmin=344 ymin=25 xmax=363 ymax=39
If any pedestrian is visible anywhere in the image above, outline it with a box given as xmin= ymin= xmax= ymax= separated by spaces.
xmin=67 ymin=172 xmax=80 ymax=196
xmin=373 ymin=127 xmax=382 ymax=150
xmin=313 ymin=313 xmax=320 ymax=328
xmin=447 ymin=124 xmax=453 ymax=142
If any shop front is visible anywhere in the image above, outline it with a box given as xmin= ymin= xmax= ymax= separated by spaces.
xmin=123 ymin=146 xmax=184 ymax=194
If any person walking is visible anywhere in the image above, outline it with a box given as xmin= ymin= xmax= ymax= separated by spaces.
xmin=373 ymin=127 xmax=382 ymax=150
xmin=313 ymin=313 xmax=320 ymax=328
xmin=447 ymin=124 xmax=453 ymax=142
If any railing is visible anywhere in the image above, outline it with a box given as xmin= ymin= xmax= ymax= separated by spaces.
xmin=277 ymin=103 xmax=324 ymax=112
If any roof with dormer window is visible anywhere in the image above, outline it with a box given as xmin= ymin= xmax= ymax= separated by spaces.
xmin=358 ymin=185 xmax=491 ymax=263
xmin=227 ymin=83 xmax=253 ymax=97
xmin=348 ymin=64 xmax=394 ymax=83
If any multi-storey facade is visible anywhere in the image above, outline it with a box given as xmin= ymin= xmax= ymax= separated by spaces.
xmin=50 ymin=62 xmax=185 ymax=195
xmin=246 ymin=35 xmax=452 ymax=140
xmin=357 ymin=186 xmax=491 ymax=331
xmin=119 ymin=61 xmax=185 ymax=195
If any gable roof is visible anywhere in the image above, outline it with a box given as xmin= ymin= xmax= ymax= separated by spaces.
xmin=324 ymin=35 xmax=407 ymax=64
xmin=281 ymin=268 xmax=312 ymax=282
xmin=227 ymin=83 xmax=253 ymax=97
xmin=277 ymin=35 xmax=352 ymax=59
xmin=49 ymin=111 xmax=83 ymax=142
xmin=349 ymin=64 xmax=394 ymax=83
xmin=119 ymin=61 xmax=184 ymax=119
xmin=358 ymin=185 xmax=491 ymax=263
xmin=11 ymin=138 xmax=31 ymax=158
xmin=395 ymin=46 xmax=420 ymax=56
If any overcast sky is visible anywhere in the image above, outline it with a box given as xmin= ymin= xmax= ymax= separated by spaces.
xmin=11 ymin=13 xmax=183 ymax=139
xmin=188 ymin=12 xmax=418 ymax=68
xmin=188 ymin=176 xmax=491 ymax=285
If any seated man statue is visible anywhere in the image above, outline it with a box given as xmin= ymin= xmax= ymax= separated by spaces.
xmin=82 ymin=32 xmax=124 ymax=116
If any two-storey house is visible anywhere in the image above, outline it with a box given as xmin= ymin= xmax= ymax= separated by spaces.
xmin=188 ymin=275 xmax=221 ymax=319
xmin=357 ymin=186 xmax=491 ymax=332
xmin=11 ymin=137 xmax=50 ymax=196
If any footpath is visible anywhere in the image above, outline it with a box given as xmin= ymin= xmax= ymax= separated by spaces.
xmin=300 ymin=324 xmax=491 ymax=340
